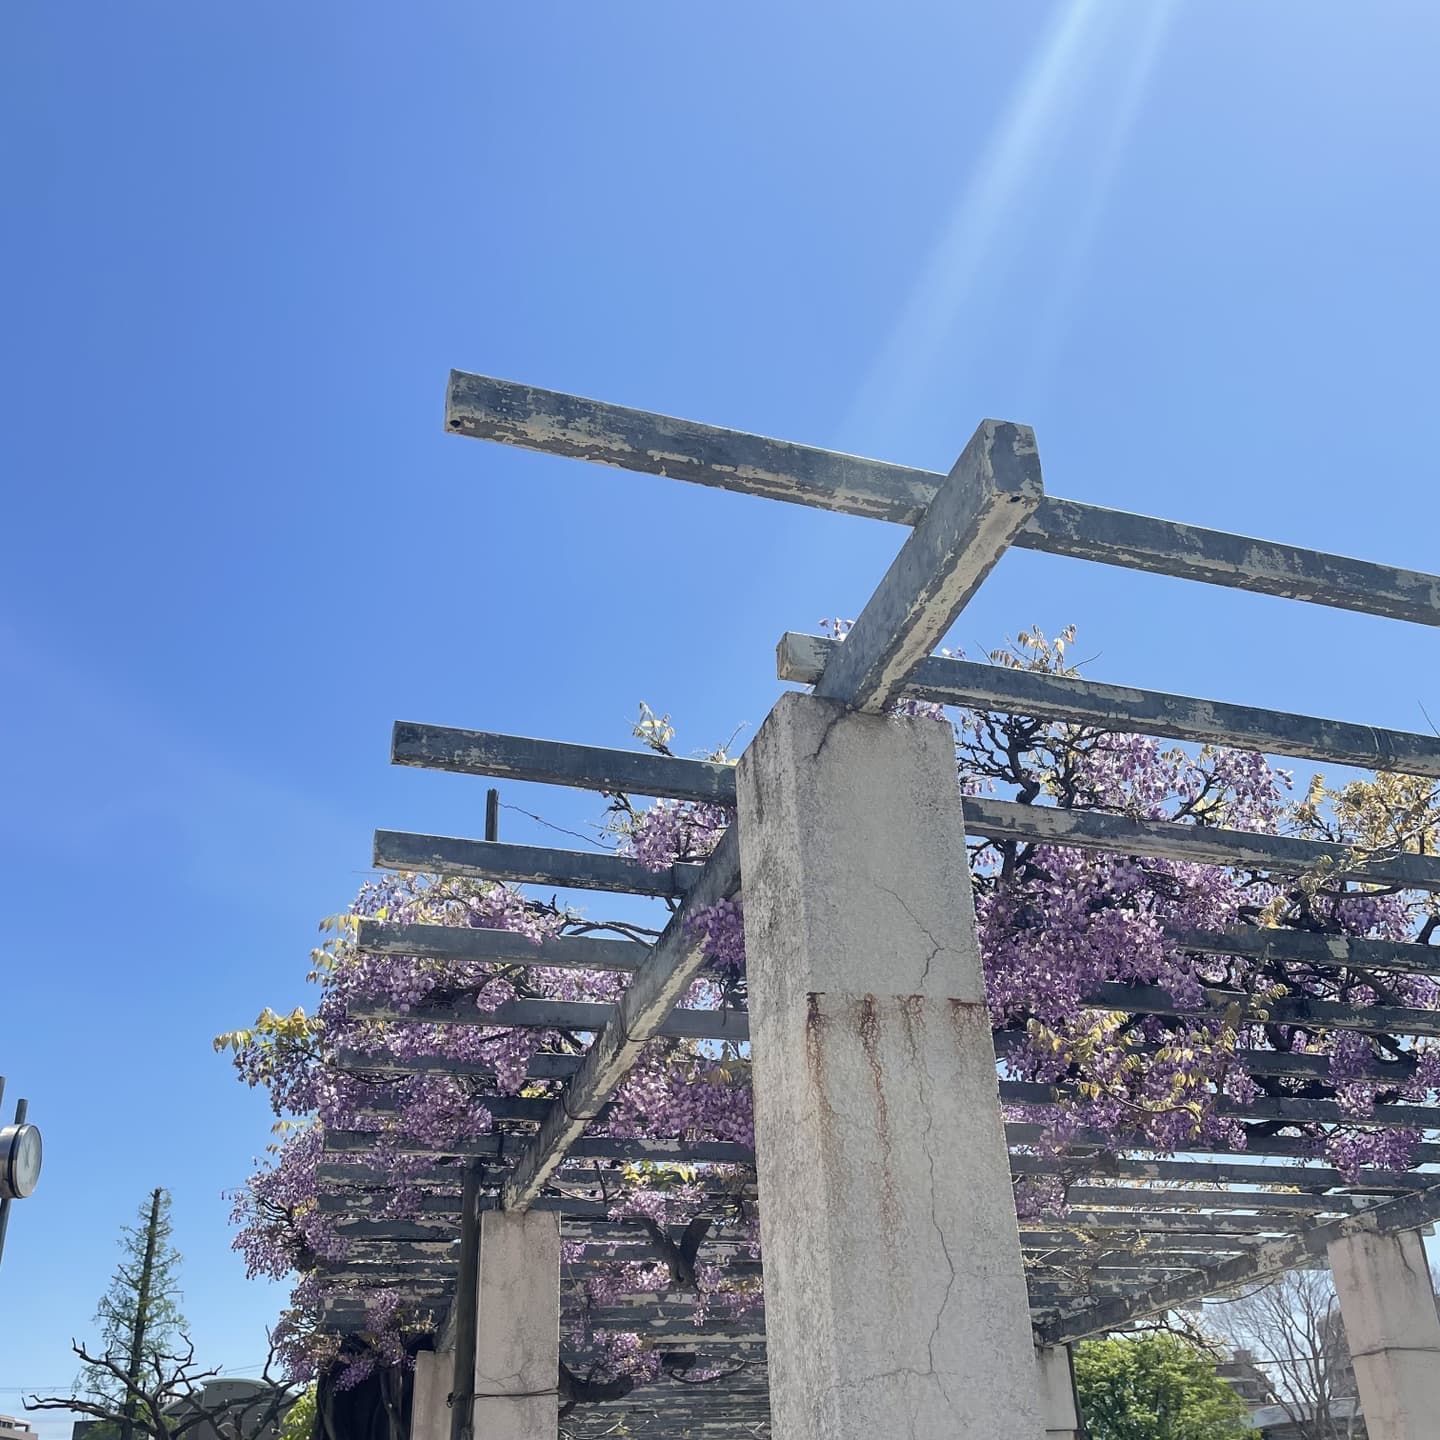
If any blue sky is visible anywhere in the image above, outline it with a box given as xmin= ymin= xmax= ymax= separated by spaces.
xmin=3 ymin=1 xmax=1439 ymax=1429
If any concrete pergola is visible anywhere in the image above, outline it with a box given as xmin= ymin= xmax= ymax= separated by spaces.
xmin=313 ymin=373 xmax=1440 ymax=1440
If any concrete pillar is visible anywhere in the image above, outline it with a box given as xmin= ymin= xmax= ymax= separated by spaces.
xmin=1035 ymin=1346 xmax=1080 ymax=1439
xmin=472 ymin=1208 xmax=561 ymax=1440
xmin=1327 ymin=1228 xmax=1440 ymax=1440
xmin=409 ymin=1349 xmax=451 ymax=1440
xmin=735 ymin=693 xmax=1043 ymax=1440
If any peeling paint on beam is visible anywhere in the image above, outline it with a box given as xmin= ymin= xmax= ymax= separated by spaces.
xmin=333 ymin=1045 xmax=583 ymax=1079
xmin=965 ymin=795 xmax=1440 ymax=892
xmin=781 ymin=632 xmax=1440 ymax=778
xmin=345 ymin=995 xmax=750 ymax=1042
xmin=1170 ymin=924 xmax=1440 ymax=977
xmin=391 ymin=722 xmax=739 ymax=802
xmin=1004 ymin=1080 xmax=1440 ymax=1131
xmin=372 ymin=829 xmax=698 ymax=897
xmin=386 ymin=732 xmax=731 ymax=804
xmin=323 ymin=1129 xmax=754 ymax=1164
xmin=1025 ymin=1212 xmax=1320 ymax=1236
xmin=355 ymin=919 xmax=648 ymax=972
xmin=1078 ymin=982 xmax=1440 ymax=1040
xmin=1007 ymin=1122 xmax=1440 ymax=1166
xmin=1061 ymin=1186 xmax=1384 ymax=1214
xmin=1008 ymin=1152 xmax=1436 ymax=1191
xmin=444 ymin=372 xmax=1440 ymax=626
xmin=813 ymin=418 xmax=1043 ymax=711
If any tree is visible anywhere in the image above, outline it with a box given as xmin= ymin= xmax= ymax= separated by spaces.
xmin=1075 ymin=1334 xmax=1259 ymax=1440
xmin=276 ymin=1383 xmax=316 ymax=1440
xmin=81 ymin=1188 xmax=187 ymax=1440
xmin=28 ymin=1335 xmax=305 ymax=1440
xmin=28 ymin=1190 xmax=304 ymax=1440
xmin=1207 ymin=1269 xmax=1357 ymax=1440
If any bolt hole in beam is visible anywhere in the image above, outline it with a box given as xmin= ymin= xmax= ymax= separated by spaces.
xmin=444 ymin=372 xmax=1440 ymax=625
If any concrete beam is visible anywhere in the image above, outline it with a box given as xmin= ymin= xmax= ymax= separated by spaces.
xmin=736 ymin=693 xmax=1042 ymax=1440
xmin=472 ymin=1209 xmax=560 ymax=1440
xmin=1035 ymin=1346 xmax=1080 ymax=1440
xmin=443 ymin=371 xmax=1440 ymax=625
xmin=1327 ymin=1228 xmax=1440 ymax=1440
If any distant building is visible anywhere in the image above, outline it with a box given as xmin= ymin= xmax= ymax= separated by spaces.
xmin=0 ymin=1416 xmax=39 ymax=1440
xmin=1217 ymin=1347 xmax=1274 ymax=1407
xmin=1249 ymin=1396 xmax=1366 ymax=1438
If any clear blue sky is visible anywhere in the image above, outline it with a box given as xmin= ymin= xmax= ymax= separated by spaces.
xmin=3 ymin=2 xmax=1439 ymax=1429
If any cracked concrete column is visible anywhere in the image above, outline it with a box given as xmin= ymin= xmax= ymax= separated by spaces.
xmin=1328 ymin=1228 xmax=1440 ymax=1440
xmin=409 ymin=1349 xmax=451 ymax=1440
xmin=1035 ymin=1346 xmax=1080 ymax=1439
xmin=736 ymin=692 xmax=1042 ymax=1440
xmin=472 ymin=1209 xmax=561 ymax=1440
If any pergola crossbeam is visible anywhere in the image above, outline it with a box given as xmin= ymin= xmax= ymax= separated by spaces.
xmin=811 ymin=418 xmax=1042 ymax=711
xmin=444 ymin=371 xmax=1440 ymax=626
xmin=782 ymin=631 xmax=1440 ymax=777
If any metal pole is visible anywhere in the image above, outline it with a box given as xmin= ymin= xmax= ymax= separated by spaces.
xmin=450 ymin=1163 xmax=482 ymax=1440
xmin=450 ymin=790 xmax=498 ymax=1440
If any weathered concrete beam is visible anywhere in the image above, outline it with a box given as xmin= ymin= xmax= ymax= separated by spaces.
xmin=322 ymin=1130 xmax=752 ymax=1165
xmin=499 ymin=827 xmax=742 ymax=1210
xmin=964 ymin=794 xmax=1440 ymax=892
xmin=813 ymin=419 xmax=1042 ymax=712
xmin=355 ymin=919 xmax=648 ymax=972
xmin=782 ymin=631 xmax=1440 ymax=777
xmin=392 ymin=721 xmax=739 ymax=802
xmin=444 ymin=372 xmax=1440 ymax=625
xmin=372 ymin=829 xmax=698 ymax=897
xmin=344 ymin=994 xmax=749 ymax=1043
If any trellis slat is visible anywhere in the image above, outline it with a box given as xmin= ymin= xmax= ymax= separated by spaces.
xmin=372 ymin=830 xmax=699 ymax=897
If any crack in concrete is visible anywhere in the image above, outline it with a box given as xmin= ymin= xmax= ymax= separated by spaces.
xmin=919 ymin=1057 xmax=959 ymax=1404
xmin=874 ymin=881 xmax=945 ymax=986
xmin=807 ymin=703 xmax=851 ymax=766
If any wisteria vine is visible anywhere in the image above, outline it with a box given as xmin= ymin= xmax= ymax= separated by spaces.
xmin=221 ymin=623 xmax=1440 ymax=1398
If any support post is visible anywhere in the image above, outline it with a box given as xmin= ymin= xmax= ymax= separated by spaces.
xmin=411 ymin=1351 xmax=452 ymax=1440
xmin=472 ymin=1209 xmax=561 ymax=1440
xmin=735 ymin=693 xmax=1043 ymax=1439
xmin=1035 ymin=1346 xmax=1080 ymax=1439
xmin=1327 ymin=1228 xmax=1440 ymax=1440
